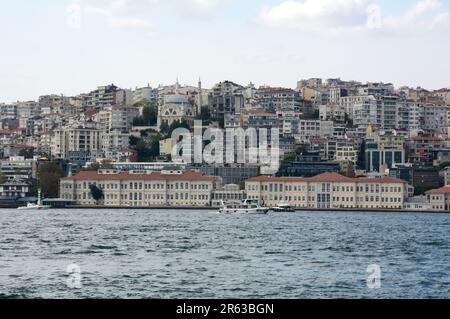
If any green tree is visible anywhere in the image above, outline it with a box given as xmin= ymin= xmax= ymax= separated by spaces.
xmin=89 ymin=184 xmax=104 ymax=205
xmin=130 ymin=135 xmax=140 ymax=146
xmin=0 ymin=172 xmax=6 ymax=184
xmin=199 ymin=106 xmax=211 ymax=124
xmin=160 ymin=121 xmax=170 ymax=135
xmin=37 ymin=163 xmax=65 ymax=198
xmin=19 ymin=148 xmax=34 ymax=159
xmin=133 ymin=99 xmax=158 ymax=126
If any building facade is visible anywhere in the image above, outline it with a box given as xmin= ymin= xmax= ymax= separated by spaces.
xmin=60 ymin=170 xmax=219 ymax=207
xmin=246 ymin=172 xmax=407 ymax=210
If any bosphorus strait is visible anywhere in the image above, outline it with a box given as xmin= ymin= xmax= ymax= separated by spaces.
xmin=1 ymin=209 xmax=449 ymax=299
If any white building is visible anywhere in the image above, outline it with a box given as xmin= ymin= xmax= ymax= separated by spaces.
xmin=297 ymin=120 xmax=333 ymax=142
xmin=353 ymin=96 xmax=378 ymax=129
xmin=133 ymin=86 xmax=158 ymax=104
xmin=423 ymin=104 xmax=450 ymax=130
xmin=98 ymin=106 xmax=139 ymax=133
xmin=246 ymin=172 xmax=408 ymax=210
xmin=60 ymin=170 xmax=219 ymax=207
xmin=158 ymin=94 xmax=195 ymax=129
xmin=52 ymin=125 xmax=102 ymax=160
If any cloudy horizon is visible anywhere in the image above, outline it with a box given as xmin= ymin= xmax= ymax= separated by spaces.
xmin=1 ymin=0 xmax=449 ymax=103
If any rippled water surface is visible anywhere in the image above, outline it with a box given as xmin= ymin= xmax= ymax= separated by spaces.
xmin=1 ymin=209 xmax=450 ymax=299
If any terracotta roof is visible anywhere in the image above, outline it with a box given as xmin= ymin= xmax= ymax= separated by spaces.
xmin=412 ymin=136 xmax=443 ymax=141
xmin=63 ymin=170 xmax=217 ymax=182
xmin=242 ymin=109 xmax=277 ymax=117
xmin=247 ymin=172 xmax=406 ymax=184
xmin=426 ymin=186 xmax=450 ymax=194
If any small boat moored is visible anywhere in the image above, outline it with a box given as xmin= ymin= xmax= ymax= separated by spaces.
xmin=219 ymin=200 xmax=270 ymax=215
xmin=271 ymin=203 xmax=296 ymax=213
xmin=17 ymin=189 xmax=51 ymax=211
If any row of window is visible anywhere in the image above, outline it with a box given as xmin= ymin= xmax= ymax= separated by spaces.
xmin=68 ymin=192 xmax=210 ymax=201
xmin=62 ymin=182 xmax=211 ymax=191
xmin=247 ymin=183 xmax=403 ymax=193
xmin=247 ymin=195 xmax=403 ymax=203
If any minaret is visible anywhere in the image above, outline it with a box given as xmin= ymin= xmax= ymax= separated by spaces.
xmin=175 ymin=77 xmax=180 ymax=95
xmin=197 ymin=77 xmax=203 ymax=115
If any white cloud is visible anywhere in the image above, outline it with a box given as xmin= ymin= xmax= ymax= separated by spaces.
xmin=259 ymin=0 xmax=371 ymax=33
xmin=72 ymin=0 xmax=155 ymax=30
xmin=258 ymin=0 xmax=450 ymax=35
xmin=69 ymin=0 xmax=225 ymax=30
xmin=383 ymin=0 xmax=448 ymax=30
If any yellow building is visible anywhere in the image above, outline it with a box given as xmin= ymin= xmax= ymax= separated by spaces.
xmin=159 ymin=138 xmax=177 ymax=156
xmin=60 ymin=170 xmax=219 ymax=207
xmin=245 ymin=172 xmax=407 ymax=210
xmin=335 ymin=146 xmax=358 ymax=164
xmin=426 ymin=186 xmax=450 ymax=211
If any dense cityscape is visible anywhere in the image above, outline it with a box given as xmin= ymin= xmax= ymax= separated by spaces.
xmin=1 ymin=78 xmax=450 ymax=211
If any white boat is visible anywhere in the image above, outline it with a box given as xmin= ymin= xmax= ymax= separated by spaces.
xmin=17 ymin=189 xmax=51 ymax=210
xmin=218 ymin=200 xmax=270 ymax=215
xmin=271 ymin=203 xmax=296 ymax=212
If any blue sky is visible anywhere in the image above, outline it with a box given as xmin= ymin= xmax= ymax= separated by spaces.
xmin=1 ymin=0 xmax=449 ymax=102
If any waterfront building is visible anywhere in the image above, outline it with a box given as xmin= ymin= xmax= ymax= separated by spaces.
xmin=190 ymin=165 xmax=260 ymax=186
xmin=426 ymin=186 xmax=450 ymax=211
xmin=0 ymin=179 xmax=30 ymax=198
xmin=60 ymin=170 xmax=220 ymax=207
xmin=246 ymin=172 xmax=408 ymax=209
xmin=211 ymin=184 xmax=246 ymax=207
xmin=0 ymin=156 xmax=36 ymax=181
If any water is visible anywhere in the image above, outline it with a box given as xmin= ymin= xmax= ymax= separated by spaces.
xmin=1 ymin=209 xmax=450 ymax=299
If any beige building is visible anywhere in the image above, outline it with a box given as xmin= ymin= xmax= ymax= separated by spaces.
xmin=426 ymin=186 xmax=450 ymax=211
xmin=52 ymin=126 xmax=101 ymax=160
xmin=159 ymin=138 xmax=177 ymax=156
xmin=245 ymin=172 xmax=407 ymax=210
xmin=212 ymin=184 xmax=246 ymax=207
xmin=335 ymin=145 xmax=358 ymax=164
xmin=60 ymin=170 xmax=219 ymax=207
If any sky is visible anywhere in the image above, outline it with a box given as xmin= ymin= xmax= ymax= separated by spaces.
xmin=0 ymin=0 xmax=449 ymax=103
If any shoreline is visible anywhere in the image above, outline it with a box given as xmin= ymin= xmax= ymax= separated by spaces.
xmin=17 ymin=205 xmax=450 ymax=214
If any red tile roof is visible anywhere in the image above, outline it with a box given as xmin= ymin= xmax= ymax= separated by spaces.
xmin=426 ymin=186 xmax=450 ymax=194
xmin=63 ymin=170 xmax=217 ymax=182
xmin=247 ymin=172 xmax=406 ymax=184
